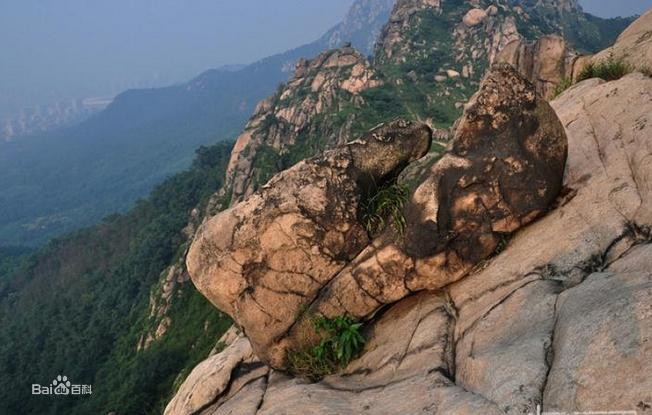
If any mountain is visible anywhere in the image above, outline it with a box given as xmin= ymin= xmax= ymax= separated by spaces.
xmin=220 ymin=0 xmax=634 ymax=207
xmin=0 ymin=0 xmax=396 ymax=248
xmin=0 ymin=1 xmax=644 ymax=414
xmin=168 ymin=8 xmax=652 ymax=414
xmin=324 ymin=0 xmax=396 ymax=55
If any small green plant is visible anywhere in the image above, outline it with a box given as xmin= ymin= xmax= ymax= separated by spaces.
xmin=288 ymin=315 xmax=365 ymax=380
xmin=361 ymin=181 xmax=409 ymax=236
xmin=577 ymin=54 xmax=633 ymax=82
xmin=552 ymin=77 xmax=573 ymax=98
xmin=639 ymin=65 xmax=652 ymax=78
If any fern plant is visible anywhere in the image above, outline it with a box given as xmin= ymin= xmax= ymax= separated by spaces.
xmin=288 ymin=315 xmax=365 ymax=380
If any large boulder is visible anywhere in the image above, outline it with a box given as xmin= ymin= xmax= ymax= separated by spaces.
xmin=495 ymin=35 xmax=581 ymax=99
xmin=187 ymin=119 xmax=432 ymax=367
xmin=452 ymin=72 xmax=652 ymax=414
xmin=188 ymin=64 xmax=567 ymax=369
xmin=288 ymin=63 xmax=567 ymax=352
xmin=463 ymin=8 xmax=487 ymax=27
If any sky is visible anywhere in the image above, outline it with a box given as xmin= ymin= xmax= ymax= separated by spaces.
xmin=581 ymin=0 xmax=651 ymax=18
xmin=0 ymin=0 xmax=651 ymax=117
xmin=0 ymin=0 xmax=353 ymax=116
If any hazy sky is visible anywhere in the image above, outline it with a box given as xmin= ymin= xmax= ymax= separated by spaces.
xmin=0 ymin=0 xmax=650 ymax=116
xmin=582 ymin=0 xmax=651 ymax=17
xmin=0 ymin=0 xmax=352 ymax=115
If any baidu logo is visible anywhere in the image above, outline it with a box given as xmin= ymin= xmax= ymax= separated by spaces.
xmin=31 ymin=375 xmax=92 ymax=396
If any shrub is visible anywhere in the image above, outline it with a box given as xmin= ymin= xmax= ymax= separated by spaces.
xmin=288 ymin=316 xmax=365 ymax=380
xmin=552 ymin=77 xmax=573 ymax=98
xmin=639 ymin=65 xmax=652 ymax=78
xmin=361 ymin=181 xmax=410 ymax=236
xmin=577 ymin=55 xmax=633 ymax=82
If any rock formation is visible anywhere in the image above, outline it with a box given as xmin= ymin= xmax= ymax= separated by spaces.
xmin=495 ymin=35 xmax=582 ymax=99
xmin=281 ymin=63 xmax=567 ymax=362
xmin=496 ymin=6 xmax=651 ymax=99
xmin=187 ymin=64 xmax=567 ymax=369
xmin=325 ymin=0 xmax=396 ymax=55
xmin=225 ymin=46 xmax=383 ymax=204
xmin=169 ymin=68 xmax=652 ymax=415
xmin=375 ymin=0 xmax=442 ymax=63
xmin=169 ymin=6 xmax=652 ymax=415
xmin=188 ymin=119 xmax=432 ymax=367
xmin=462 ymin=8 xmax=487 ymax=27
xmin=591 ymin=7 xmax=652 ymax=70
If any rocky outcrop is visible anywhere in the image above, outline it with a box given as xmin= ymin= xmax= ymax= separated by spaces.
xmin=591 ymin=7 xmax=652 ymax=70
xmin=510 ymin=0 xmax=583 ymax=15
xmin=453 ymin=73 xmax=652 ymax=413
xmin=494 ymin=5 xmax=652 ymax=99
xmin=325 ymin=0 xmax=396 ymax=55
xmin=224 ymin=47 xmax=382 ymax=204
xmin=283 ymin=63 xmax=566 ymax=357
xmin=453 ymin=3 xmax=525 ymax=70
xmin=495 ymin=35 xmax=582 ymax=99
xmin=164 ymin=7 xmax=652 ymax=415
xmin=377 ymin=0 xmax=522 ymax=69
xmin=165 ymin=329 xmax=268 ymax=415
xmin=170 ymin=68 xmax=652 ymax=415
xmin=136 ymin=261 xmax=190 ymax=351
xmin=375 ymin=0 xmax=442 ymax=63
xmin=188 ymin=119 xmax=432 ymax=367
xmin=462 ymin=8 xmax=487 ymax=27
xmin=187 ymin=64 xmax=567 ymax=369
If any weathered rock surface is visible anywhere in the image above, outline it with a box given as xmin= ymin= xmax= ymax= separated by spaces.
xmin=188 ymin=64 xmax=567 ymax=370
xmin=188 ymin=119 xmax=432 ymax=367
xmin=452 ymin=72 xmax=652 ymax=413
xmin=225 ymin=47 xmax=383 ymax=204
xmin=544 ymin=244 xmax=652 ymax=412
xmin=462 ymin=8 xmax=487 ymax=27
xmin=592 ymin=7 xmax=652 ymax=70
xmin=287 ymin=63 xmax=566 ymax=351
xmin=171 ymin=64 xmax=652 ymax=415
xmin=496 ymin=35 xmax=581 ymax=98
xmin=166 ymin=292 xmax=505 ymax=415
xmin=375 ymin=0 xmax=442 ymax=63
xmin=164 ymin=335 xmax=267 ymax=415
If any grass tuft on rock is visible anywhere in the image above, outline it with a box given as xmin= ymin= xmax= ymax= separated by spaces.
xmin=553 ymin=54 xmax=650 ymax=100
xmin=361 ymin=181 xmax=409 ymax=236
xmin=552 ymin=77 xmax=573 ymax=98
xmin=640 ymin=65 xmax=652 ymax=78
xmin=577 ymin=55 xmax=633 ymax=82
xmin=288 ymin=315 xmax=365 ymax=380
